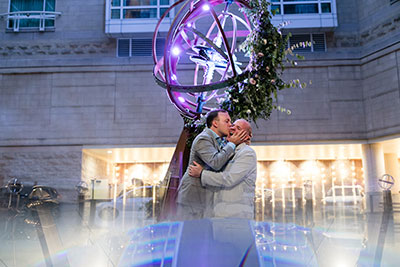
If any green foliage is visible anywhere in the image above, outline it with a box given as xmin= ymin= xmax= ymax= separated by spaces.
xmin=184 ymin=116 xmax=206 ymax=147
xmin=221 ymin=0 xmax=294 ymax=123
xmin=185 ymin=0 xmax=308 ymax=147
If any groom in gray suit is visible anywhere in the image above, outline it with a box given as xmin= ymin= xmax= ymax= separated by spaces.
xmin=176 ymin=109 xmax=247 ymax=220
xmin=189 ymin=119 xmax=257 ymax=219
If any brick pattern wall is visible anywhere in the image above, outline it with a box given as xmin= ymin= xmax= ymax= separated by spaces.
xmin=247 ymin=64 xmax=366 ymax=142
xmin=0 ymin=68 xmax=183 ymax=146
xmin=81 ymin=151 xmax=113 ymax=186
xmin=363 ymin=50 xmax=400 ymax=138
xmin=0 ymin=146 xmax=82 ymax=202
xmin=0 ymin=62 xmax=375 ymax=145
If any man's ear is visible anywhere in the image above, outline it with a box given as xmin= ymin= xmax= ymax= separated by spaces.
xmin=244 ymin=133 xmax=251 ymax=145
xmin=212 ymin=119 xmax=218 ymax=128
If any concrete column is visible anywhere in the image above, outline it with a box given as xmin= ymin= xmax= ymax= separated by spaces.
xmin=362 ymin=143 xmax=384 ymax=212
xmin=384 ymin=153 xmax=400 ymax=194
xmin=362 ymin=143 xmax=385 ymax=193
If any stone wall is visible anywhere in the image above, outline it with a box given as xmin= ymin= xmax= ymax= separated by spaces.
xmin=253 ymin=63 xmax=366 ymax=142
xmin=363 ymin=45 xmax=400 ymax=139
xmin=0 ymin=0 xmax=400 ymax=203
xmin=331 ymin=0 xmax=400 ymax=56
xmin=0 ymin=146 xmax=82 ymax=202
xmin=81 ymin=151 xmax=115 ymax=199
xmin=356 ymin=0 xmax=400 ymax=55
xmin=81 ymin=151 xmax=113 ymax=184
xmin=0 ymin=67 xmax=182 ymax=146
xmin=0 ymin=60 xmax=372 ymax=145
xmin=0 ymin=41 xmax=113 ymax=58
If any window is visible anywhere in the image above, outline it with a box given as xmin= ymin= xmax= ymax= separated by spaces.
xmin=111 ymin=0 xmax=170 ymax=19
xmin=271 ymin=0 xmax=332 ymax=15
xmin=5 ymin=0 xmax=60 ymax=32
xmin=117 ymin=38 xmax=165 ymax=57
xmin=286 ymin=33 xmax=326 ymax=52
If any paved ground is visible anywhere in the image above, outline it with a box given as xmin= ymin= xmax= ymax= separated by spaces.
xmin=0 ymin=196 xmax=399 ymax=266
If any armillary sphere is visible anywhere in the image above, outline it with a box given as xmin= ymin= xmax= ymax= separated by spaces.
xmin=378 ymin=174 xmax=395 ymax=191
xmin=153 ymin=0 xmax=252 ymax=118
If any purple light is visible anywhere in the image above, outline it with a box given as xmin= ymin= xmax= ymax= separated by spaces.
xmin=202 ymin=4 xmax=210 ymax=11
xmin=172 ymin=46 xmax=181 ymax=56
xmin=187 ymin=23 xmax=192 ymax=28
xmin=171 ymin=74 xmax=177 ymax=81
xmin=178 ymin=96 xmax=185 ymax=103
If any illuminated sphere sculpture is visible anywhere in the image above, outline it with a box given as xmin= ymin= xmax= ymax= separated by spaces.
xmin=153 ymin=0 xmax=252 ymax=118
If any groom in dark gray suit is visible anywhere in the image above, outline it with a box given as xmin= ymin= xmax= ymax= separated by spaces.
xmin=189 ymin=119 xmax=257 ymax=219
xmin=176 ymin=109 xmax=247 ymax=220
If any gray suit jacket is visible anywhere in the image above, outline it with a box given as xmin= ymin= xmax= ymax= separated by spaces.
xmin=176 ymin=128 xmax=235 ymax=219
xmin=201 ymin=143 xmax=257 ymax=219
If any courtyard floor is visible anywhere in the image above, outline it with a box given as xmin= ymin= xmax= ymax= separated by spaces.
xmin=0 ymin=195 xmax=399 ymax=267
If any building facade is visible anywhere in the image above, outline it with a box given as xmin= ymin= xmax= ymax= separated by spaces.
xmin=0 ymin=0 xmax=400 ymax=202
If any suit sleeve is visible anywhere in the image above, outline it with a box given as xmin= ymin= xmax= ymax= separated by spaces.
xmin=201 ymin=149 xmax=256 ymax=188
xmin=194 ymin=136 xmax=235 ymax=171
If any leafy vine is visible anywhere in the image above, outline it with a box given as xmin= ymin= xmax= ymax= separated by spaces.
xmin=185 ymin=0 xmax=309 ymax=146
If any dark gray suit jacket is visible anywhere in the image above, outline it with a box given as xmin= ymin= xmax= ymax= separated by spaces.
xmin=176 ymin=128 xmax=235 ymax=219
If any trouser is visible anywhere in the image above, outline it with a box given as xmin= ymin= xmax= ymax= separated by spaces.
xmin=176 ymin=202 xmax=204 ymax=221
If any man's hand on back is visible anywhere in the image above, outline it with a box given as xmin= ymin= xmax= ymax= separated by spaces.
xmin=189 ymin=161 xmax=204 ymax=178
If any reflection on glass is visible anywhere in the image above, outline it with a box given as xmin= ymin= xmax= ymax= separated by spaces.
xmin=321 ymin=3 xmax=331 ymax=13
xmin=271 ymin=5 xmax=281 ymax=15
xmin=112 ymin=0 xmax=121 ymax=6
xmin=123 ymin=8 xmax=157 ymax=18
xmin=284 ymin=4 xmax=318 ymax=14
xmin=160 ymin=8 xmax=169 ymax=18
xmin=124 ymin=0 xmax=158 ymax=6
xmin=8 ymin=0 xmax=56 ymax=29
xmin=111 ymin=9 xmax=121 ymax=19
xmin=10 ymin=0 xmax=54 ymax=11
xmin=118 ymin=222 xmax=183 ymax=266
xmin=44 ymin=20 xmax=55 ymax=27
xmin=250 ymin=221 xmax=317 ymax=266
xmin=45 ymin=0 xmax=55 ymax=11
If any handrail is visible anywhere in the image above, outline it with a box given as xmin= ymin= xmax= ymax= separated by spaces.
xmin=0 ymin=11 xmax=62 ymax=32
xmin=0 ymin=11 xmax=62 ymax=17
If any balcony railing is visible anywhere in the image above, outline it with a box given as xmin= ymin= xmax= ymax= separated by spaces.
xmin=270 ymin=0 xmax=338 ymax=29
xmin=0 ymin=11 xmax=61 ymax=32
xmin=105 ymin=0 xmax=172 ymax=36
xmin=105 ymin=0 xmax=337 ymax=35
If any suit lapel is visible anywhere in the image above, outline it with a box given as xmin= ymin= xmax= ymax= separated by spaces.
xmin=204 ymin=128 xmax=221 ymax=151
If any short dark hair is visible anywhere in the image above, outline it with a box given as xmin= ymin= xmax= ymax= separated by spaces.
xmin=206 ymin=109 xmax=227 ymax=128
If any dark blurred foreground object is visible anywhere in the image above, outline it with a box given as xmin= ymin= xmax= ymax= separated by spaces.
xmin=0 ymin=184 xmax=62 ymax=243
xmin=75 ymin=181 xmax=89 ymax=216
xmin=7 ymin=178 xmax=24 ymax=194
xmin=0 ymin=183 xmax=61 ymax=211
xmin=378 ymin=174 xmax=395 ymax=212
xmin=24 ymin=185 xmax=61 ymax=209
xmin=5 ymin=178 xmax=24 ymax=209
